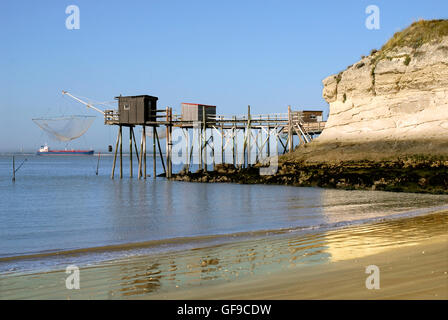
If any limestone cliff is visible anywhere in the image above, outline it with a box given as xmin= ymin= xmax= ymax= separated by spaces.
xmin=319 ymin=20 xmax=448 ymax=146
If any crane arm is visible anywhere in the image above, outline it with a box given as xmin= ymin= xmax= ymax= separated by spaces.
xmin=62 ymin=90 xmax=105 ymax=115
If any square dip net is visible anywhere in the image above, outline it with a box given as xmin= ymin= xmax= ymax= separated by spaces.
xmin=32 ymin=115 xmax=96 ymax=142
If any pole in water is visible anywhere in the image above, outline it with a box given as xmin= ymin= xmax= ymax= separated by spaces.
xmin=202 ymin=107 xmax=207 ymax=172
xmin=153 ymin=126 xmax=156 ymax=179
xmin=12 ymin=155 xmax=15 ymax=182
xmin=111 ymin=126 xmax=121 ymax=179
xmin=221 ymin=116 xmax=224 ymax=165
xmin=96 ymin=152 xmax=101 ymax=176
xmin=232 ymin=116 xmax=236 ymax=167
xmin=143 ymin=125 xmax=147 ymax=179
xmin=129 ymin=127 xmax=133 ymax=178
xmin=120 ymin=125 xmax=123 ymax=179
xmin=138 ymin=127 xmax=143 ymax=179
xmin=131 ymin=128 xmax=141 ymax=177
xmin=168 ymin=108 xmax=173 ymax=178
xmin=288 ymin=105 xmax=293 ymax=153
xmin=166 ymin=107 xmax=170 ymax=177
xmin=247 ymin=105 xmax=251 ymax=167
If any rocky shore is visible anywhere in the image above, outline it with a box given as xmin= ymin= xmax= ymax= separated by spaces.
xmin=173 ymin=158 xmax=448 ymax=194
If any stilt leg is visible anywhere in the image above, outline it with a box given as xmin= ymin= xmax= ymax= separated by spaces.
xmin=153 ymin=126 xmax=156 ymax=179
xmin=129 ymin=127 xmax=133 ymax=178
xmin=111 ymin=126 xmax=121 ymax=179
xmin=138 ymin=128 xmax=143 ymax=179
xmin=120 ymin=125 xmax=123 ymax=179
xmin=143 ymin=126 xmax=147 ymax=179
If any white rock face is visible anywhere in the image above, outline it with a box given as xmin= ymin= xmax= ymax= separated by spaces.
xmin=319 ymin=37 xmax=448 ymax=143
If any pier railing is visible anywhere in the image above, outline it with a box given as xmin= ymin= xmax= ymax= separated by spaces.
xmin=104 ymin=109 xmax=119 ymax=124
xmin=105 ymin=109 xmax=325 ymax=131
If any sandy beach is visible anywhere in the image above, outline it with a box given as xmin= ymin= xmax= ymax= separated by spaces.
xmin=152 ymin=233 xmax=448 ymax=300
xmin=1 ymin=210 xmax=446 ymax=300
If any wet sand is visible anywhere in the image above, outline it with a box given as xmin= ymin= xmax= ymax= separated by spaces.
xmin=152 ymin=234 xmax=448 ymax=300
xmin=1 ymin=211 xmax=447 ymax=299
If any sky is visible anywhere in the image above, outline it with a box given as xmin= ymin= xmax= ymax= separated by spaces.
xmin=0 ymin=0 xmax=447 ymax=152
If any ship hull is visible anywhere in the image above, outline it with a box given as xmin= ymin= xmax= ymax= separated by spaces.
xmin=36 ymin=150 xmax=94 ymax=156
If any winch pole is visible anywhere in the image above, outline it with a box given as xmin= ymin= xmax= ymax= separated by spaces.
xmin=62 ymin=90 xmax=105 ymax=115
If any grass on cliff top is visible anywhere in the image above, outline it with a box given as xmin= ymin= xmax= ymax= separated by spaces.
xmin=380 ymin=19 xmax=448 ymax=52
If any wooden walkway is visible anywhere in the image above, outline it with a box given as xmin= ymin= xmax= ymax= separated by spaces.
xmin=104 ymin=105 xmax=326 ymax=179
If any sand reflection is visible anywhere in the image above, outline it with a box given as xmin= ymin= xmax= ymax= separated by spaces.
xmin=109 ymin=212 xmax=447 ymax=297
xmin=1 ymin=212 xmax=446 ymax=299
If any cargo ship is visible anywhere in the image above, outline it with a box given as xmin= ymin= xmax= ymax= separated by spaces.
xmin=36 ymin=144 xmax=94 ymax=156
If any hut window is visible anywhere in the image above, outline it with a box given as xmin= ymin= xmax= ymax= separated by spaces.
xmin=123 ymin=104 xmax=130 ymax=110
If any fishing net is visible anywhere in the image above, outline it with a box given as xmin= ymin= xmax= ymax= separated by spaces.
xmin=32 ymin=115 xmax=96 ymax=142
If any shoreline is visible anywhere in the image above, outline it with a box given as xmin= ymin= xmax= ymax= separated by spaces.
xmin=1 ymin=210 xmax=446 ymax=299
xmin=2 ymin=200 xmax=447 ymax=276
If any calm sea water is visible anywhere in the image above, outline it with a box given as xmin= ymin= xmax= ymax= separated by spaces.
xmin=1 ymin=155 xmax=448 ymax=274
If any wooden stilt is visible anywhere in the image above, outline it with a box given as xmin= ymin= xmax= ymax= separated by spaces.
xmin=155 ymin=128 xmax=166 ymax=175
xmin=185 ymin=128 xmax=190 ymax=172
xmin=221 ymin=117 xmax=224 ymax=165
xmin=211 ymin=133 xmax=215 ymax=170
xmin=153 ymin=126 xmax=156 ymax=179
xmin=279 ymin=128 xmax=288 ymax=154
xmin=288 ymin=105 xmax=293 ymax=153
xmin=129 ymin=127 xmax=133 ymax=178
xmin=202 ymin=112 xmax=208 ymax=171
xmin=255 ymin=128 xmax=260 ymax=162
xmin=143 ymin=125 xmax=147 ymax=179
xmin=202 ymin=108 xmax=206 ymax=171
xmin=267 ymin=115 xmax=270 ymax=157
xmin=111 ymin=126 xmax=121 ymax=179
xmin=199 ymin=123 xmax=202 ymax=171
xmin=164 ymin=107 xmax=172 ymax=178
xmin=232 ymin=116 xmax=236 ymax=167
xmin=169 ymin=108 xmax=173 ymax=177
xmin=138 ymin=128 xmax=143 ymax=179
xmin=120 ymin=125 xmax=123 ymax=179
xmin=247 ymin=105 xmax=251 ymax=167
xmin=244 ymin=127 xmax=248 ymax=168
xmin=166 ymin=108 xmax=172 ymax=178
xmin=166 ymin=108 xmax=169 ymax=176
xmin=131 ymin=128 xmax=140 ymax=177
xmin=189 ymin=136 xmax=194 ymax=170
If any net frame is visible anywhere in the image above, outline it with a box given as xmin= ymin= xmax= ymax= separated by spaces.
xmin=32 ymin=115 xmax=96 ymax=142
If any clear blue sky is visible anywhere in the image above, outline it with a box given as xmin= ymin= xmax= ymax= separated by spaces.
xmin=1 ymin=0 xmax=447 ymax=152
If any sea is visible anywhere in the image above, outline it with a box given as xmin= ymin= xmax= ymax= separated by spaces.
xmin=1 ymin=154 xmax=448 ymax=276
